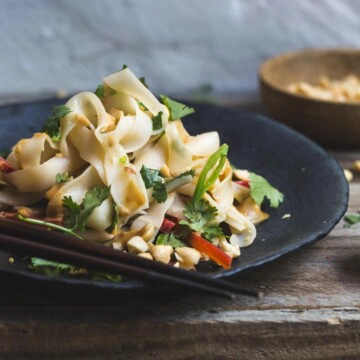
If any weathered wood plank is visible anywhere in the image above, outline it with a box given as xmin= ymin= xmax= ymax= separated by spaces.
xmin=0 ymin=308 xmax=359 ymax=360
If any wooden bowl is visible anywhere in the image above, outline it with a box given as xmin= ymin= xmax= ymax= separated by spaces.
xmin=259 ymin=48 xmax=360 ymax=148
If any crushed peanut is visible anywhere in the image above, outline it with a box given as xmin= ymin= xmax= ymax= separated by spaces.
xmin=344 ymin=169 xmax=353 ymax=182
xmin=288 ymin=75 xmax=360 ymax=102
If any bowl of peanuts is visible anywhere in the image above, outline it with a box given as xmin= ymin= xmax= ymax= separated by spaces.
xmin=259 ymin=48 xmax=360 ymax=148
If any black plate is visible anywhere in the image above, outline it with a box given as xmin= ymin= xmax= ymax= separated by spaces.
xmin=0 ymin=98 xmax=349 ymax=291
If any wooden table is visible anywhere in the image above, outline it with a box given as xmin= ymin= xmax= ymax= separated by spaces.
xmin=0 ymin=100 xmax=359 ymax=359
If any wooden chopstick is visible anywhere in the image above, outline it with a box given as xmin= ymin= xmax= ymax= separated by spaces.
xmin=0 ymin=217 xmax=258 ymax=299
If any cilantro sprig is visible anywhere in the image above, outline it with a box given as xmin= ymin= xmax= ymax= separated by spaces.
xmin=156 ymin=233 xmax=186 ymax=248
xmin=18 ymin=186 xmax=111 ymax=239
xmin=56 ymin=172 xmax=72 ymax=184
xmin=160 ymin=95 xmax=195 ymax=121
xmin=140 ymin=166 xmax=163 ymax=189
xmin=63 ymin=186 xmax=111 ymax=232
xmin=140 ymin=166 xmax=194 ymax=203
xmin=249 ymin=173 xmax=284 ymax=208
xmin=29 ymin=258 xmax=122 ymax=282
xmin=344 ymin=213 xmax=360 ymax=228
xmin=42 ymin=105 xmax=72 ymax=142
xmin=179 ymin=199 xmax=224 ymax=240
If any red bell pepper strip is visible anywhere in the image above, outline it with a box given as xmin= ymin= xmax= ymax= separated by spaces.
xmin=187 ymin=232 xmax=232 ymax=269
xmin=159 ymin=218 xmax=177 ymax=233
xmin=235 ymin=179 xmax=250 ymax=188
xmin=0 ymin=156 xmax=15 ymax=174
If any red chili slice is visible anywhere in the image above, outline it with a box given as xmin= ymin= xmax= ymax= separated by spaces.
xmin=0 ymin=156 xmax=15 ymax=174
xmin=159 ymin=218 xmax=177 ymax=233
xmin=235 ymin=180 xmax=250 ymax=188
xmin=187 ymin=232 xmax=232 ymax=269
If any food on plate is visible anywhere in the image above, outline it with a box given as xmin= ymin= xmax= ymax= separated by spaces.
xmin=288 ymin=75 xmax=360 ymax=102
xmin=0 ymin=66 xmax=283 ymax=275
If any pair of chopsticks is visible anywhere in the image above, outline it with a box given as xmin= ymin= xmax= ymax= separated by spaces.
xmin=0 ymin=217 xmax=258 ymax=299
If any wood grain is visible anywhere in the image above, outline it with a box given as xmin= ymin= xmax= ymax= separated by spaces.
xmin=0 ymin=152 xmax=358 ymax=359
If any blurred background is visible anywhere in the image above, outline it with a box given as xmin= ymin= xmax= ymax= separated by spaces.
xmin=1 ymin=0 xmax=360 ymax=105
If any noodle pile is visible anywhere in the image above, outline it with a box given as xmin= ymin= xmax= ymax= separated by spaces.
xmin=0 ymin=67 xmax=275 ymax=270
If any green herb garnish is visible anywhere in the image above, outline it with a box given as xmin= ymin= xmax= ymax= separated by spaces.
xmin=179 ymin=199 xmax=223 ymax=240
xmin=192 ymin=144 xmax=228 ymax=205
xmin=249 ymin=173 xmax=284 ymax=208
xmin=344 ymin=213 xmax=360 ymax=228
xmin=152 ymin=111 xmax=163 ymax=131
xmin=160 ymin=95 xmax=195 ymax=121
xmin=140 ymin=166 xmax=163 ymax=189
xmin=18 ymin=214 xmax=82 ymax=239
xmin=56 ymin=172 xmax=72 ymax=184
xmin=42 ymin=105 xmax=72 ymax=142
xmin=177 ymin=146 xmax=228 ymax=240
xmin=152 ymin=181 xmax=167 ymax=203
xmin=63 ymin=186 xmax=111 ymax=232
xmin=29 ymin=258 xmax=122 ymax=282
xmin=94 ymin=84 xmax=104 ymax=98
xmin=156 ymin=233 xmax=186 ymax=248
xmin=139 ymin=76 xmax=149 ymax=88
xmin=140 ymin=166 xmax=195 ymax=203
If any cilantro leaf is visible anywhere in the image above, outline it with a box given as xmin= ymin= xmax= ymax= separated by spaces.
xmin=140 ymin=165 xmax=167 ymax=203
xmin=249 ymin=173 xmax=284 ymax=208
xmin=160 ymin=95 xmax=195 ymax=120
xmin=95 ymin=84 xmax=104 ymax=98
xmin=29 ymin=258 xmax=122 ymax=282
xmin=179 ymin=199 xmax=224 ymax=240
xmin=152 ymin=181 xmax=167 ymax=203
xmin=141 ymin=166 xmax=195 ymax=203
xmin=172 ymin=169 xmax=195 ymax=179
xmin=344 ymin=213 xmax=360 ymax=228
xmin=152 ymin=111 xmax=163 ymax=131
xmin=63 ymin=186 xmax=111 ymax=232
xmin=43 ymin=105 xmax=72 ymax=142
xmin=156 ymin=233 xmax=186 ymax=248
xmin=56 ymin=172 xmax=71 ymax=184
xmin=139 ymin=76 xmax=149 ymax=88
xmin=29 ymin=258 xmax=79 ymax=276
xmin=140 ymin=165 xmax=163 ymax=189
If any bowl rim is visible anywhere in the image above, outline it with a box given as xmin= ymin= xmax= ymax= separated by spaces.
xmin=259 ymin=47 xmax=360 ymax=107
